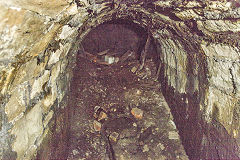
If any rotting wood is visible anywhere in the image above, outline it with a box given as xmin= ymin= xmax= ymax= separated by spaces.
xmin=97 ymin=49 xmax=110 ymax=56
xmin=138 ymin=28 xmax=151 ymax=71
xmin=120 ymin=50 xmax=136 ymax=63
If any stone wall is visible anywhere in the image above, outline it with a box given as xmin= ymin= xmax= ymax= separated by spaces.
xmin=0 ymin=2 xmax=80 ymax=159
xmin=0 ymin=0 xmax=240 ymax=159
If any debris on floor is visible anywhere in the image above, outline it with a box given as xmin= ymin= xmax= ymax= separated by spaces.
xmin=131 ymin=107 xmax=143 ymax=119
xmin=67 ymin=50 xmax=188 ymax=160
xmin=80 ymin=49 xmax=135 ymax=66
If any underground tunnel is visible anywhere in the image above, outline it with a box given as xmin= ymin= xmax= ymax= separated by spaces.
xmin=1 ymin=0 xmax=240 ymax=160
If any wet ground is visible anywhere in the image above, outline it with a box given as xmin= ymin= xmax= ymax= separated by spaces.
xmin=67 ymin=51 xmax=188 ymax=160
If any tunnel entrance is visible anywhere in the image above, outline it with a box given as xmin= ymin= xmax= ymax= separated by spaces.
xmin=66 ymin=20 xmax=188 ymax=160
xmin=62 ymin=19 xmax=240 ymax=160
xmin=2 ymin=1 xmax=240 ymax=159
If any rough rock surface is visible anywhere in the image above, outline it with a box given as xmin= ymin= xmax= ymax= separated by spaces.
xmin=0 ymin=0 xmax=239 ymax=159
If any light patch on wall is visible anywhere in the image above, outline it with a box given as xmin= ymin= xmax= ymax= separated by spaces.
xmin=9 ymin=6 xmax=21 ymax=11
xmin=58 ymin=25 xmax=76 ymax=40
xmin=11 ymin=103 xmax=43 ymax=159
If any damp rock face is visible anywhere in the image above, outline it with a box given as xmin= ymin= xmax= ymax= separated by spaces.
xmin=0 ymin=0 xmax=240 ymax=160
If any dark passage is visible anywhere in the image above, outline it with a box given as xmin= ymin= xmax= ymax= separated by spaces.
xmin=65 ymin=20 xmax=240 ymax=160
xmin=66 ymin=21 xmax=188 ymax=160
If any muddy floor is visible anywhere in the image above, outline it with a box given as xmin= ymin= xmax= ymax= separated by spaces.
xmin=67 ymin=51 xmax=188 ymax=160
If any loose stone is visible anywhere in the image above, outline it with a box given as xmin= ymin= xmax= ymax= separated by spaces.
xmin=93 ymin=120 xmax=102 ymax=132
xmin=109 ymin=132 xmax=119 ymax=142
xmin=143 ymin=144 xmax=149 ymax=152
xmin=98 ymin=111 xmax=108 ymax=121
xmin=131 ymin=107 xmax=143 ymax=119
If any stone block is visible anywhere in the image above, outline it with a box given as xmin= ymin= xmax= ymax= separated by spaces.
xmin=11 ymin=103 xmax=43 ymax=159
xmin=5 ymin=82 xmax=30 ymax=123
xmin=31 ymin=70 xmax=50 ymax=99
xmin=5 ymin=95 xmax=25 ymax=123
xmin=59 ymin=25 xmax=76 ymax=40
xmin=48 ymin=46 xmax=62 ymax=66
xmin=11 ymin=57 xmax=47 ymax=90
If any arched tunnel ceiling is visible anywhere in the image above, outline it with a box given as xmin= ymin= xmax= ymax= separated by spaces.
xmin=1 ymin=0 xmax=240 ymax=19
xmin=0 ymin=0 xmax=240 ymax=160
